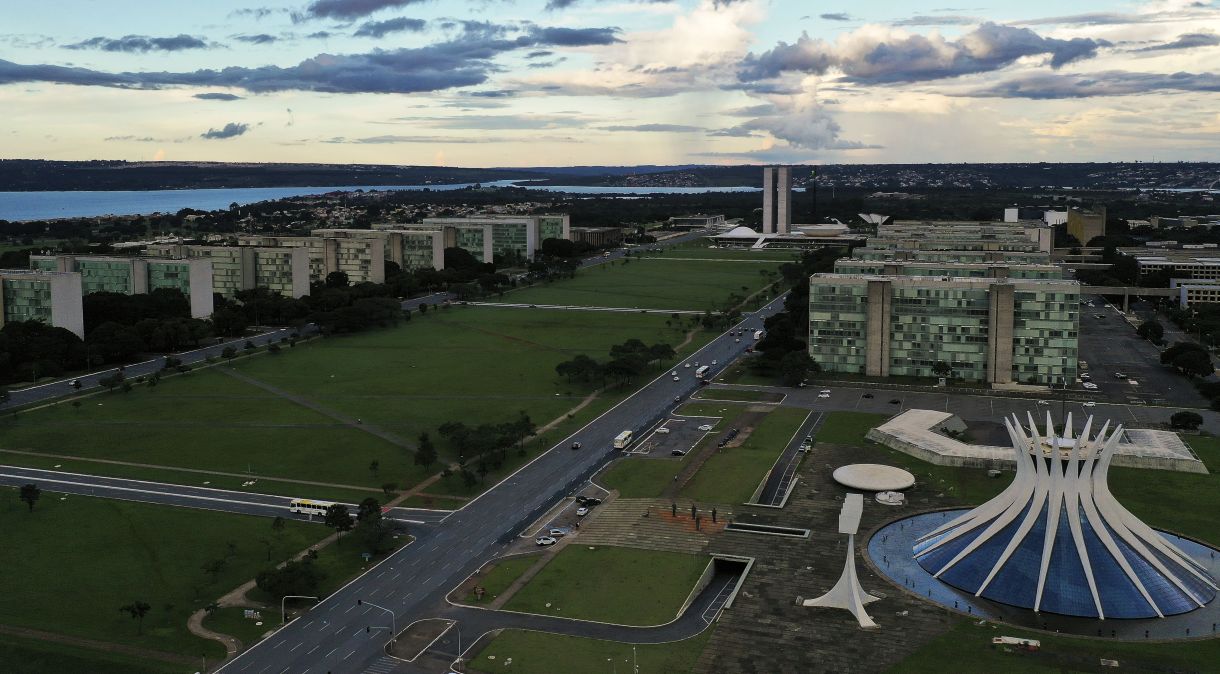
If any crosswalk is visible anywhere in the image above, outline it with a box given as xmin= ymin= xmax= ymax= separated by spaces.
xmin=363 ymin=656 xmax=401 ymax=674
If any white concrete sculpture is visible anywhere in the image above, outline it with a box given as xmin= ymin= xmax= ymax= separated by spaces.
xmin=802 ymin=493 xmax=881 ymax=628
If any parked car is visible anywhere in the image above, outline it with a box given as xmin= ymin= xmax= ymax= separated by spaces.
xmin=576 ymin=507 xmax=589 ymax=517
xmin=698 ymin=424 xmax=714 ymax=431
xmin=656 ymin=427 xmax=670 ymax=434
xmin=1037 ymin=400 xmax=1051 ymax=405
xmin=1083 ymin=401 xmax=1097 ymax=407
xmin=671 ymin=449 xmax=687 ymax=456
xmin=536 ymin=536 xmax=557 ymax=546
xmin=889 ymin=398 xmax=901 ymax=404
xmin=820 ymin=389 xmax=831 ymax=394
xmin=579 ymin=497 xmax=602 ymax=506
xmin=862 ymin=393 xmax=874 ymax=399
xmin=817 ymin=393 xmax=830 ymax=399
xmin=571 ymin=442 xmax=582 ymax=450
xmin=549 ymin=528 xmax=567 ymax=538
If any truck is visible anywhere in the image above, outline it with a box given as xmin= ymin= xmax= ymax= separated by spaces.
xmin=613 ymin=430 xmax=633 ymax=449
xmin=753 ymin=329 xmax=764 ymax=341
xmin=695 ymin=365 xmax=710 ymax=378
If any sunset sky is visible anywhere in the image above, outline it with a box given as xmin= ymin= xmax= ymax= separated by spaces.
xmin=2 ymin=0 xmax=1218 ymax=166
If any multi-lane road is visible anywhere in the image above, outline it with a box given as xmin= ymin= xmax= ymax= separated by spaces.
xmin=211 ymin=295 xmax=789 ymax=674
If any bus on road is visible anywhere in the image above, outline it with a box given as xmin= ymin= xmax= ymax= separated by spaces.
xmin=753 ymin=329 xmax=764 ymax=341
xmin=613 ymin=430 xmax=634 ymax=449
xmin=289 ymin=498 xmax=336 ymax=517
xmin=694 ymin=365 xmax=710 ymax=378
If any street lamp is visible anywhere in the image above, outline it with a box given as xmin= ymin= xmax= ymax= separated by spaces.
xmin=356 ymin=599 xmax=397 ymax=647
xmin=280 ymin=595 xmax=318 ymax=624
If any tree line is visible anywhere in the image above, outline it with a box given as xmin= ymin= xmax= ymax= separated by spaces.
xmin=554 ymin=338 xmax=677 ymax=387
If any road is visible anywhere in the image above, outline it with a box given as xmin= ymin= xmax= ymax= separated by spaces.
xmin=215 ymin=294 xmax=789 ymax=674
xmin=0 ymin=465 xmax=450 ymax=525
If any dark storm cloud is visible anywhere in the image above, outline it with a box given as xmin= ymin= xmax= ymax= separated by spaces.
xmin=964 ymin=70 xmax=1220 ymax=99
xmin=1135 ymin=32 xmax=1220 ymax=52
xmin=354 ymin=17 xmax=427 ymax=38
xmin=193 ymin=92 xmax=244 ymax=100
xmin=63 ymin=34 xmax=212 ymax=52
xmin=200 ymin=122 xmax=250 ymax=139
xmin=739 ymin=22 xmax=1106 ymax=84
xmin=302 ymin=0 xmax=428 ymax=20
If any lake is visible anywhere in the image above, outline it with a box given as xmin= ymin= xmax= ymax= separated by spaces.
xmin=0 ymin=180 xmax=765 ymax=222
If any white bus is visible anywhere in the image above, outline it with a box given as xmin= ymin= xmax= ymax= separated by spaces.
xmin=753 ymin=329 xmax=764 ymax=341
xmin=694 ymin=365 xmax=710 ymax=378
xmin=613 ymin=430 xmax=634 ymax=449
xmin=289 ymin=498 xmax=336 ymax=516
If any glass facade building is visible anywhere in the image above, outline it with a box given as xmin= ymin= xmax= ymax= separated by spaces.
xmin=145 ymin=245 xmax=309 ymax=299
xmin=29 ymin=255 xmax=213 ymax=318
xmin=0 ymin=269 xmax=85 ymax=337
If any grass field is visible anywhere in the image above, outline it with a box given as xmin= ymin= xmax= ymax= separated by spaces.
xmin=601 ymin=452 xmax=691 ymax=499
xmin=643 ymin=241 xmax=800 ymax=262
xmin=0 ymin=489 xmax=331 ymax=658
xmin=470 ymin=626 xmax=714 ymax=674
xmin=0 ymin=633 xmax=190 ymax=674
xmin=463 ymin=555 xmax=539 ymax=604
xmin=503 ymin=546 xmax=709 ymax=626
xmin=681 ymin=407 xmax=810 ymax=504
xmin=815 ymin=411 xmax=891 ymax=446
xmin=490 ymin=257 xmax=781 ymax=310
xmin=892 ymin=619 xmax=1220 ymax=673
xmin=200 ymin=607 xmax=276 ymax=650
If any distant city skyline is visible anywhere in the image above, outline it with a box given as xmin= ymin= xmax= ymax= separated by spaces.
xmin=2 ymin=0 xmax=1218 ymax=166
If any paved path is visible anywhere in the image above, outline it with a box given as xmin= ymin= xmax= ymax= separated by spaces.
xmin=219 ymin=368 xmax=415 ymax=450
xmin=754 ymin=410 xmax=822 ymax=506
xmin=0 ymin=623 xmax=197 ymax=666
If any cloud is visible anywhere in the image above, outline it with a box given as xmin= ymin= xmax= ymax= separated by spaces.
xmin=599 ymin=123 xmax=703 ymax=132
xmin=388 ymin=113 xmax=590 ymax=129
xmin=353 ymin=17 xmax=427 ymax=38
xmin=103 ymin=135 xmax=159 ymax=142
xmin=302 ymin=0 xmax=428 ymax=20
xmin=891 ymin=14 xmax=981 ymax=26
xmin=739 ymin=22 xmax=1107 ymax=84
xmin=63 ymin=34 xmax=212 ymax=53
xmin=193 ymin=92 xmax=243 ymax=100
xmin=526 ymin=50 xmax=554 ymax=58
xmin=0 ymin=21 xmax=624 ymax=95
xmin=735 ymin=104 xmax=875 ymax=150
xmin=323 ymin=133 xmax=580 ymax=143
xmin=234 ymin=34 xmax=278 ymax=45
xmin=1135 ymin=32 xmax=1220 ymax=52
xmin=820 ymin=13 xmax=852 ymax=22
xmin=200 ymin=122 xmax=250 ymax=139
xmin=963 ymin=70 xmax=1220 ymax=99
xmin=1014 ymin=8 xmax=1218 ymax=27
xmin=306 ymin=31 xmax=334 ymax=39
xmin=544 ymin=0 xmax=674 ymax=10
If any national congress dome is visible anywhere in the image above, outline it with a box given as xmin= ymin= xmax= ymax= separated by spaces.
xmin=913 ymin=413 xmax=1217 ymax=619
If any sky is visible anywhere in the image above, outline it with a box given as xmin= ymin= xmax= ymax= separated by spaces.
xmin=1 ymin=0 xmax=1218 ymax=166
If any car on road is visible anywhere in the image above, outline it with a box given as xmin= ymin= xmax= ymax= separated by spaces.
xmin=817 ymin=393 xmax=830 ymax=398
xmin=889 ymin=398 xmax=901 ymax=405
xmin=700 ymin=379 xmax=711 ymax=386
xmin=1083 ymin=382 xmax=1099 ymax=390
xmin=576 ymin=497 xmax=602 ymax=506
xmin=698 ymin=424 xmax=714 ymax=431
xmin=819 ymin=389 xmax=831 ymax=394
xmin=735 ymin=338 xmax=740 ymax=343
xmin=571 ymin=442 xmax=582 ymax=450
xmin=862 ymin=393 xmax=874 ymax=399
xmin=671 ymin=448 xmax=687 ymax=456
xmin=711 ymin=359 xmax=718 ymax=365
xmin=671 ymin=371 xmax=678 ymax=376
xmin=1083 ymin=401 xmax=1097 ymax=407
xmin=1080 ymin=373 xmax=1091 ymax=381
xmin=536 ymin=536 xmax=557 ymax=546
xmin=673 ymin=376 xmax=680 ymax=381
xmin=549 ymin=528 xmax=568 ymax=537
xmin=656 ymin=427 xmax=670 ymax=434
xmin=1114 ymin=372 xmax=1127 ymax=379
xmin=1037 ymin=400 xmax=1051 ymax=405
xmin=576 ymin=507 xmax=590 ymax=517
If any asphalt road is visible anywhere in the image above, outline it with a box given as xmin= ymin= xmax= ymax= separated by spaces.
xmin=0 ymin=465 xmax=450 ymax=525
xmin=214 ymin=293 xmax=788 ymax=674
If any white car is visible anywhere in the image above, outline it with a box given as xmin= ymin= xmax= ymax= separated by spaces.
xmin=548 ymin=528 xmax=567 ymax=538
xmin=1037 ymin=400 xmax=1050 ymax=405
xmin=1083 ymin=382 xmax=1099 ymax=390
xmin=671 ymin=371 xmax=678 ymax=376
xmin=817 ymin=393 xmax=830 ymax=399
xmin=697 ymin=424 xmax=714 ymax=431
xmin=655 ymin=427 xmax=670 ymax=434
xmin=1083 ymin=401 xmax=1096 ymax=407
xmin=711 ymin=360 xmax=717 ymax=365
xmin=735 ymin=338 xmax=740 ymax=343
xmin=576 ymin=507 xmax=589 ymax=517
xmin=536 ymin=536 xmax=557 ymax=546
xmin=673 ymin=376 xmax=680 ymax=381
xmin=819 ymin=389 xmax=831 ymax=394
xmin=684 ymin=363 xmax=691 ymax=368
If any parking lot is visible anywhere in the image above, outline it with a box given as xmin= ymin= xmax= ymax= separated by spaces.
xmin=627 ymin=415 xmax=719 ymax=460
xmin=1077 ymin=293 xmax=1206 ymax=408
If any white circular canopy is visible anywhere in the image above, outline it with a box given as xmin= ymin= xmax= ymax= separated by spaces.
xmin=832 ymin=464 xmax=915 ymax=491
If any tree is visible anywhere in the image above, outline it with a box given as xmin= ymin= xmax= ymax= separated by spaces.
xmin=324 ymin=503 xmax=353 ymax=538
xmin=221 ymin=345 xmax=237 ymax=362
xmin=354 ymin=516 xmax=397 ymax=555
xmin=780 ymin=351 xmax=818 ymax=387
xmin=415 ymin=432 xmax=438 ymax=468
xmin=325 ymin=271 xmax=350 ymax=288
xmin=1137 ymin=320 xmax=1165 ymax=344
xmin=1170 ymin=411 xmax=1204 ymax=430
xmin=1174 ymin=349 xmax=1215 ymax=378
xmin=932 ymin=361 xmax=954 ymax=379
xmin=255 ymin=559 xmax=323 ymax=600
xmin=356 ymin=497 xmax=382 ymax=523
xmin=19 ymin=483 xmax=40 ymax=512
xmin=381 ymin=482 xmax=398 ymax=497
xmin=368 ymin=460 xmax=379 ymax=477
xmin=119 ymin=601 xmax=152 ymax=635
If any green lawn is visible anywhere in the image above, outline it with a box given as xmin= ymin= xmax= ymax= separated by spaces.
xmin=490 ymin=258 xmax=781 ymax=310
xmin=681 ymin=407 xmax=810 ymax=504
xmin=601 ymin=452 xmax=691 ymax=499
xmin=0 ymin=489 xmax=330 ymax=658
xmin=693 ymin=388 xmax=784 ymax=403
xmin=470 ymin=625 xmax=714 ymax=674
xmin=503 ymin=546 xmax=709 ymax=625
xmin=464 ymin=554 xmax=540 ymax=604
xmin=1109 ymin=435 xmax=1220 ymax=546
xmin=892 ymin=619 xmax=1220 ymax=673
xmin=643 ymin=241 xmax=799 ymax=262
xmin=815 ymin=411 xmax=891 ymax=445
xmin=0 ymin=633 xmax=190 ymax=674
xmin=1 ymin=369 xmax=411 ymax=491
xmin=200 ymin=607 xmax=276 ymax=650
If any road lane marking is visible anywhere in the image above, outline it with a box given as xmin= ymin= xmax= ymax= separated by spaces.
xmin=307 ymin=645 xmax=319 ymax=655
xmin=290 ymin=643 xmax=301 ymax=652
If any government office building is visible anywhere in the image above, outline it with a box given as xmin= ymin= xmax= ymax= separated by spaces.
xmin=375 ymin=214 xmax=570 ymax=264
xmin=30 ymin=254 xmax=214 ymax=318
xmin=808 ymin=273 xmax=1080 ymax=386
xmin=146 ymin=244 xmax=310 ymax=299
xmin=0 ymin=269 xmax=86 ymax=338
